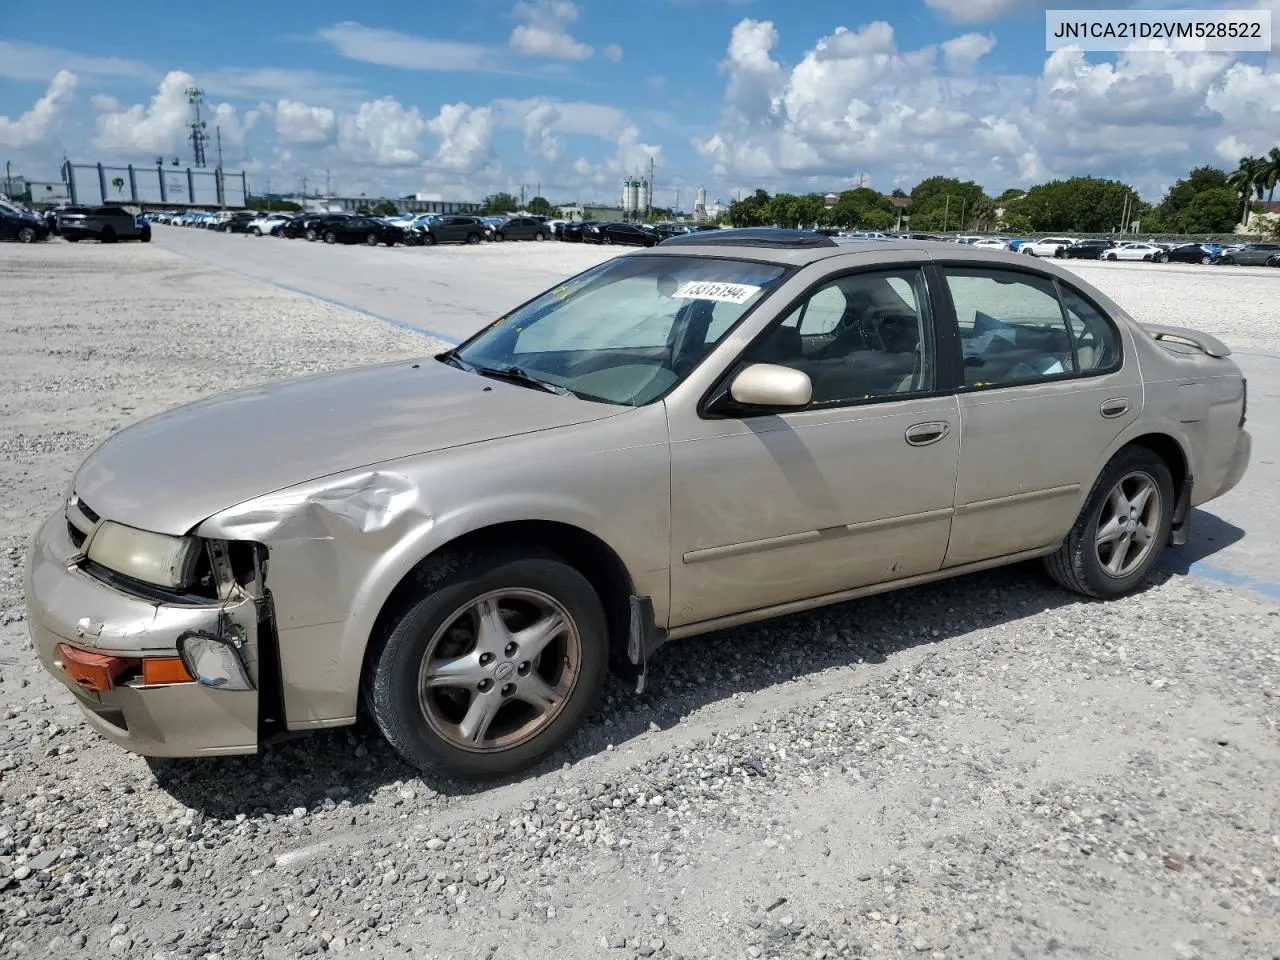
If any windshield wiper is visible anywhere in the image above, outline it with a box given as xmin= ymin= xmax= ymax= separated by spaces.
xmin=437 ymin=349 xmax=475 ymax=372
xmin=473 ymin=364 xmax=574 ymax=397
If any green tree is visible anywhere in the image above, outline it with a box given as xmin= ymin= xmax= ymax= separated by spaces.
xmin=110 ymin=176 xmax=126 ymax=198
xmin=528 ymin=196 xmax=553 ymax=216
xmin=831 ymin=188 xmax=893 ymax=228
xmin=906 ymin=176 xmax=989 ymax=231
xmin=1157 ymin=166 xmax=1229 ymax=226
xmin=355 ymin=205 xmax=372 ymax=215
xmin=728 ymin=189 xmax=772 ymax=226
xmin=1176 ymin=187 xmax=1242 ymax=234
xmin=482 ymin=192 xmax=519 ymax=215
xmin=1017 ymin=176 xmax=1139 ymax=232
xmin=996 ymin=187 xmax=1026 ymax=203
xmin=861 ymin=208 xmax=895 ymax=231
xmin=370 ymin=200 xmax=399 ymax=217
xmin=891 ymin=187 xmax=908 ymax=199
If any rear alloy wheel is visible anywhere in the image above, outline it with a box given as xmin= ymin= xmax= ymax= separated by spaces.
xmin=1219 ymin=256 xmax=1235 ymax=265
xmin=1268 ymin=257 xmax=1280 ymax=268
xmin=423 ymin=233 xmax=437 ymax=246
xmin=324 ymin=231 xmax=338 ymax=244
xmin=306 ymin=229 xmax=317 ymax=242
xmin=1023 ymin=248 xmax=1036 ymax=256
xmin=1157 ymin=252 xmax=1169 ymax=263
xmin=1200 ymin=255 xmax=1211 ymax=265
xmin=604 ymin=235 xmax=614 ymax=245
xmin=534 ymin=232 xmax=545 ymax=241
xmin=99 ymin=226 xmax=116 ymax=244
xmin=493 ymin=232 xmax=505 ymax=242
xmin=251 ymin=227 xmax=261 ymax=236
xmin=16 ymin=226 xmax=36 ymax=244
xmin=1044 ymin=446 xmax=1174 ymax=599
xmin=366 ymin=232 xmax=380 ymax=246
xmin=364 ymin=549 xmax=607 ymax=779
xmin=466 ymin=233 xmax=481 ymax=244
xmin=1106 ymin=252 xmax=1118 ymax=261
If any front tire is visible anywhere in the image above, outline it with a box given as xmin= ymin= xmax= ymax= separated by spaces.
xmin=364 ymin=549 xmax=608 ymax=779
xmin=466 ymin=233 xmax=481 ymax=244
xmin=366 ymin=232 xmax=380 ymax=246
xmin=100 ymin=226 xmax=116 ymax=244
xmin=1106 ymin=252 xmax=1118 ymax=261
xmin=1200 ymin=255 xmax=1211 ymax=265
xmin=1044 ymin=446 xmax=1174 ymax=599
xmin=1157 ymin=253 xmax=1169 ymax=263
xmin=324 ymin=231 xmax=338 ymax=244
xmin=139 ymin=227 xmax=151 ymax=243
xmin=1219 ymin=256 xmax=1234 ymax=265
xmin=17 ymin=226 xmax=36 ymax=244
xmin=534 ymin=232 xmax=546 ymax=241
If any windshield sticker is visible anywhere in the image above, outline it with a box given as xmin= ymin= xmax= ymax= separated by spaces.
xmin=672 ymin=281 xmax=762 ymax=304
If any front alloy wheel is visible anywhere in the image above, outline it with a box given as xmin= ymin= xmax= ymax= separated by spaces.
xmin=17 ymin=226 xmax=36 ymax=243
xmin=365 ymin=549 xmax=607 ymax=778
xmin=324 ymin=231 xmax=338 ymax=244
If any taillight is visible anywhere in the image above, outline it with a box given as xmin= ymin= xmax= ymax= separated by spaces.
xmin=1240 ymin=378 xmax=1247 ymax=427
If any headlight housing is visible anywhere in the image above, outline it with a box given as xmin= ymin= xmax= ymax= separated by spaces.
xmin=85 ymin=521 xmax=203 ymax=590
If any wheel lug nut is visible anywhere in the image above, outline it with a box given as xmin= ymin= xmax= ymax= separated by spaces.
xmin=501 ymin=683 xmax=516 ymax=697
xmin=517 ymin=662 xmax=531 ymax=676
xmin=477 ymin=679 xmax=493 ymax=692
xmin=479 ymin=653 xmax=494 ymax=666
xmin=504 ymin=642 xmax=518 ymax=657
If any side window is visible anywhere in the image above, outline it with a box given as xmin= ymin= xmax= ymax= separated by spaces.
xmin=944 ymin=269 xmax=1081 ymax=387
xmin=743 ymin=268 xmax=935 ymax=405
xmin=1058 ymin=284 xmax=1120 ymax=372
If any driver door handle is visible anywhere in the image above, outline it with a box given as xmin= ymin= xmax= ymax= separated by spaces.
xmin=905 ymin=421 xmax=950 ymax=447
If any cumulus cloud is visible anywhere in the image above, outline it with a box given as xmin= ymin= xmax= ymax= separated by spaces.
xmin=426 ymin=103 xmax=498 ymax=173
xmin=275 ymin=99 xmax=337 ymax=144
xmin=941 ymin=32 xmax=995 ymax=73
xmin=510 ymin=0 xmax=594 ymax=60
xmin=924 ymin=0 xmax=1145 ymax=23
xmin=604 ymin=43 xmax=624 ymax=63
xmin=0 ymin=70 xmax=77 ymax=149
xmin=338 ymin=97 xmax=429 ymax=166
xmin=90 ymin=93 xmax=118 ymax=112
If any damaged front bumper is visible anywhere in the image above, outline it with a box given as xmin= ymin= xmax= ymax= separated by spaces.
xmin=25 ymin=510 xmax=262 ymax=757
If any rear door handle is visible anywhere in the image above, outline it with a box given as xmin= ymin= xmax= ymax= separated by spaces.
xmin=1100 ymin=398 xmax=1130 ymax=419
xmin=905 ymin=421 xmax=950 ymax=447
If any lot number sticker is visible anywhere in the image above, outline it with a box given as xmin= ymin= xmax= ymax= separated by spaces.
xmin=672 ymin=281 xmax=761 ymax=304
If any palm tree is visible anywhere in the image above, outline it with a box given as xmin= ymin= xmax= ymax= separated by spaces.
xmin=1227 ymin=156 xmax=1268 ymax=226
xmin=1264 ymin=146 xmax=1280 ymax=205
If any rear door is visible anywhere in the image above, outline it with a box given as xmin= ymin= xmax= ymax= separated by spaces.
xmin=934 ymin=262 xmax=1139 ymax=566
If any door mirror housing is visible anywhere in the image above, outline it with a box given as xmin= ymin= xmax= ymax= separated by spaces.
xmin=728 ymin=363 xmax=812 ymax=411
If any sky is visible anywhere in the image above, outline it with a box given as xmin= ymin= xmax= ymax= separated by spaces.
xmin=1 ymin=0 xmax=1278 ymax=208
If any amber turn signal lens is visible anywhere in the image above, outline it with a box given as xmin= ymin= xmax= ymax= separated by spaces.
xmin=141 ymin=657 xmax=194 ymax=685
xmin=55 ymin=644 xmax=137 ymax=693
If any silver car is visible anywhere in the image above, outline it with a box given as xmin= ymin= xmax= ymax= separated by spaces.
xmin=26 ymin=229 xmax=1251 ymax=779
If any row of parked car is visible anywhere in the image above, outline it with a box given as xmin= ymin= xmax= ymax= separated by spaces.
xmin=149 ymin=208 xmax=723 ymax=249
xmin=838 ymin=230 xmax=1280 ymax=266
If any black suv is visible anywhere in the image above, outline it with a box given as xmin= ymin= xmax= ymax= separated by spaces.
xmin=492 ymin=216 xmax=551 ymax=242
xmin=57 ymin=206 xmax=151 ymax=243
xmin=416 ymin=216 xmax=490 ymax=245
xmin=318 ymin=217 xmax=408 ymax=246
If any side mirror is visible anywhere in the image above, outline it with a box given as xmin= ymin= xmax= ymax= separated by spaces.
xmin=729 ymin=363 xmax=812 ymax=410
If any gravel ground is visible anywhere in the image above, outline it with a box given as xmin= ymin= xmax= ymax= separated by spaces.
xmin=1 ymin=241 xmax=1277 ymax=960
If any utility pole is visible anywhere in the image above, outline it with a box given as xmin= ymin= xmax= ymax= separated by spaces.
xmin=215 ymin=127 xmax=225 ymax=209
xmin=958 ymin=197 xmax=966 ymax=232
xmin=302 ymin=175 xmax=308 ymax=198
xmin=325 ymin=168 xmax=330 ymax=197
xmin=943 ymin=195 xmax=950 ymax=233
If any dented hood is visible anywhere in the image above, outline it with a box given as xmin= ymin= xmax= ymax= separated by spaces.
xmin=73 ymin=358 xmax=624 ymax=535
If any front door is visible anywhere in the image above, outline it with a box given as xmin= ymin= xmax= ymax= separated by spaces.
xmin=936 ymin=264 xmax=1141 ymax=566
xmin=668 ymin=265 xmax=961 ymax=627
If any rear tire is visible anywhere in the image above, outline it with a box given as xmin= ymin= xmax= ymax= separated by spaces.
xmin=100 ymin=226 xmax=116 ymax=244
xmin=493 ymin=232 xmax=505 ymax=242
xmin=1157 ymin=253 xmax=1169 ymax=263
xmin=1200 ymin=255 xmax=1211 ymax=264
xmin=16 ymin=226 xmax=36 ymax=244
xmin=366 ymin=232 xmax=379 ymax=246
xmin=324 ymin=231 xmax=338 ymax=244
xmin=363 ymin=548 xmax=608 ymax=780
xmin=466 ymin=233 xmax=481 ymax=244
xmin=1219 ymin=256 xmax=1234 ymax=265
xmin=65 ymin=236 xmax=80 ymax=243
xmin=1268 ymin=257 xmax=1280 ymax=268
xmin=140 ymin=228 xmax=151 ymax=243
xmin=1044 ymin=446 xmax=1174 ymax=599
xmin=535 ymin=232 xmax=546 ymax=241
xmin=1106 ymin=252 xmax=1117 ymax=261
xmin=423 ymin=233 xmax=437 ymax=246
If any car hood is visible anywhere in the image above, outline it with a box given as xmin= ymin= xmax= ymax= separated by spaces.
xmin=73 ymin=359 xmax=625 ymax=535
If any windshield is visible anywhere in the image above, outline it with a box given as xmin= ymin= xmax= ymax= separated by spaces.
xmin=453 ymin=255 xmax=787 ymax=406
